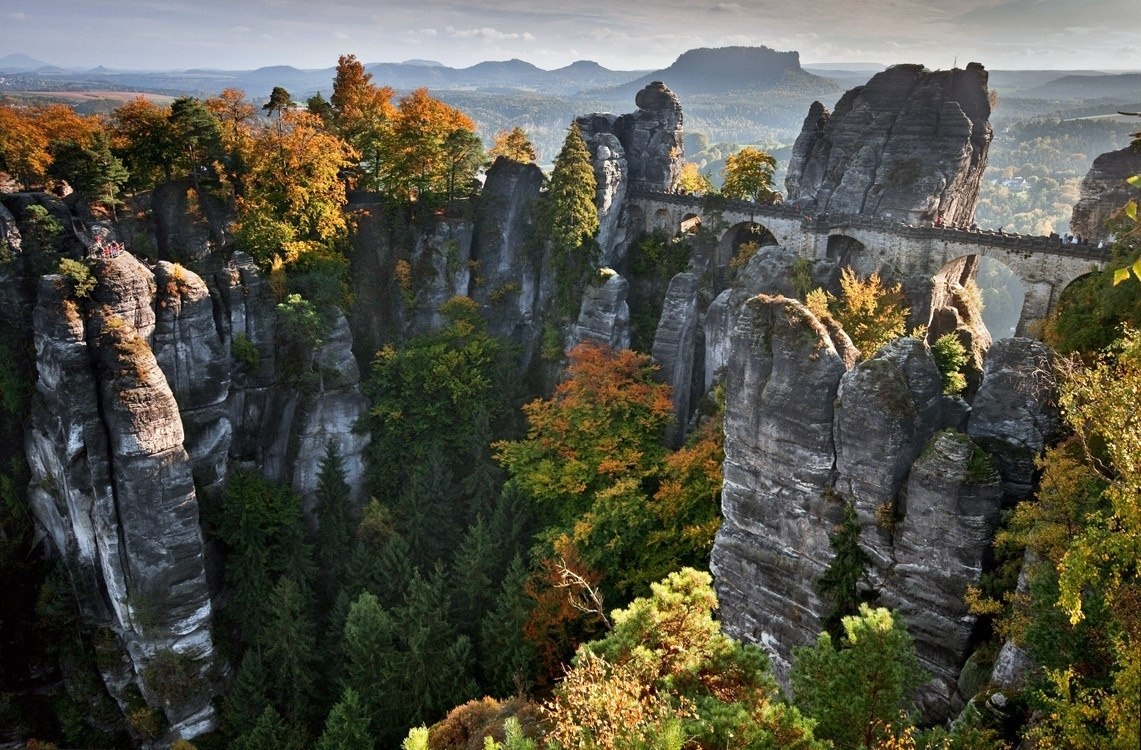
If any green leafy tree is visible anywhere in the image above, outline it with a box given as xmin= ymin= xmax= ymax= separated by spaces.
xmin=547 ymin=568 xmax=825 ymax=750
xmin=111 ymin=97 xmax=178 ymax=186
xmin=264 ymin=86 xmax=293 ymax=117
xmin=48 ymin=131 xmax=129 ymax=218
xmin=544 ymin=123 xmax=599 ymax=313
xmin=316 ymin=688 xmax=372 ymax=750
xmin=816 ymin=502 xmax=878 ymax=640
xmin=168 ymin=96 xmax=223 ymax=192
xmin=930 ymin=333 xmax=969 ymax=394
xmin=721 ymin=146 xmax=780 ymax=203
xmin=792 ymin=605 xmax=926 ymax=749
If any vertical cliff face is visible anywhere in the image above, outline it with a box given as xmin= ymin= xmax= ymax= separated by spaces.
xmin=577 ymin=82 xmax=685 ymax=265
xmin=786 ymin=63 xmax=993 ymax=226
xmin=11 ymin=185 xmax=376 ymax=741
xmin=711 ymin=282 xmax=1050 ymax=716
xmin=1070 ymin=144 xmax=1141 ymax=243
xmin=25 ymin=254 xmax=218 ymax=740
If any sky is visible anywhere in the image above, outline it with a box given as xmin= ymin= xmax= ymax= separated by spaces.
xmin=2 ymin=0 xmax=1140 ymax=72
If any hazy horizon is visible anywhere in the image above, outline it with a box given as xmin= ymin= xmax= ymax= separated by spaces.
xmin=2 ymin=0 xmax=1139 ymax=74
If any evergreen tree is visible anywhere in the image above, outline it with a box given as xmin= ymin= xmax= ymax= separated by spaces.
xmin=792 ymin=605 xmax=926 ymax=750
xmin=397 ymin=447 xmax=460 ymax=569
xmin=233 ymin=705 xmax=306 ymax=750
xmin=168 ymin=96 xmax=223 ymax=190
xmin=263 ymin=86 xmax=294 ymax=117
xmin=315 ymin=441 xmax=354 ymax=605
xmin=487 ymin=482 xmax=533 ymax=566
xmin=816 ymin=502 xmax=877 ymax=640
xmin=388 ymin=568 xmax=478 ymax=738
xmin=262 ymin=576 xmax=317 ymax=726
xmin=450 ymin=516 xmax=498 ymax=633
xmin=48 ymin=131 xmax=128 ymax=217
xmin=316 ymin=688 xmax=372 ymax=750
xmin=479 ymin=555 xmax=537 ymax=697
xmin=340 ymin=592 xmax=399 ymax=734
xmin=221 ymin=650 xmax=271 ymax=739
xmin=544 ymin=122 xmax=599 ymax=313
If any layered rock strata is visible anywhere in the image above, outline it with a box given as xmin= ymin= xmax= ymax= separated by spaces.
xmin=712 ymin=297 xmax=1045 ymax=718
xmin=1070 ymin=143 xmax=1141 ymax=244
xmin=786 ymin=63 xmax=993 ymax=226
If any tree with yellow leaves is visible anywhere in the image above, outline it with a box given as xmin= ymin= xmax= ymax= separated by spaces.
xmin=674 ymin=162 xmax=713 ymax=194
xmin=378 ymin=88 xmax=482 ymax=202
xmin=721 ymin=146 xmax=780 ymax=203
xmin=329 ymin=54 xmax=396 ymax=190
xmin=808 ymin=267 xmax=909 ymax=358
xmin=488 ymin=127 xmax=537 ymax=165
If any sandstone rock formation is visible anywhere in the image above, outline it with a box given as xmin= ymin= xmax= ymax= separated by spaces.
xmin=712 ymin=295 xmax=1035 ymax=718
xmin=786 ymin=63 xmax=993 ymax=226
xmin=578 ymin=82 xmax=685 ymax=263
xmin=25 ymin=257 xmax=218 ymax=740
xmin=569 ymin=271 xmax=631 ymax=352
xmin=651 ymin=272 xmax=701 ymax=443
xmin=967 ymin=338 xmax=1059 ymax=504
xmin=1070 ymin=143 xmax=1141 ymax=243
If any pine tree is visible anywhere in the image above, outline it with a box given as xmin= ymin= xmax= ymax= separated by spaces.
xmin=221 ymin=650 xmax=270 ymax=739
xmin=262 ymin=576 xmax=317 ymax=726
xmin=816 ymin=502 xmax=877 ymax=640
xmin=233 ymin=705 xmax=306 ymax=750
xmin=316 ymin=688 xmax=372 ymax=750
xmin=545 ymin=122 xmax=599 ymax=313
xmin=315 ymin=441 xmax=354 ymax=605
xmin=340 ymin=592 xmax=400 ymax=735
xmin=479 ymin=555 xmax=537 ymax=697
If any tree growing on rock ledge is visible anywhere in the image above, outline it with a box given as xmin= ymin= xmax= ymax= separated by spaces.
xmin=721 ymin=146 xmax=780 ymax=204
xmin=543 ymin=122 xmax=599 ymax=314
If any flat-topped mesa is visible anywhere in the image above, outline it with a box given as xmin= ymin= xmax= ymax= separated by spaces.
xmin=1070 ymin=143 xmax=1141 ymax=244
xmin=786 ymin=63 xmax=993 ymax=227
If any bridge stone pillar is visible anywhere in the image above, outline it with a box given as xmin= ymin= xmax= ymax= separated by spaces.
xmin=1015 ymin=280 xmax=1055 ymax=337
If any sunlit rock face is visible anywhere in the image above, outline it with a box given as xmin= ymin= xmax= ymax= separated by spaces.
xmin=1070 ymin=143 xmax=1141 ymax=244
xmin=712 ymin=294 xmax=1053 ymax=718
xmin=787 ymin=63 xmax=993 ymax=227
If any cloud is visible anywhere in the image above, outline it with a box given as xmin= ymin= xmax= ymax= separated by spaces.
xmin=713 ymin=3 xmax=740 ymax=11
xmin=447 ymin=26 xmax=535 ymax=42
xmin=8 ymin=11 xmax=28 ymax=20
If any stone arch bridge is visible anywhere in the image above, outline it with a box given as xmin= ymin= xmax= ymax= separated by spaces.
xmin=629 ymin=188 xmax=1110 ymax=336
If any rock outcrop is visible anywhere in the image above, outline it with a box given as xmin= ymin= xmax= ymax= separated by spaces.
xmin=1070 ymin=143 xmax=1141 ymax=243
xmin=786 ymin=63 xmax=993 ymax=226
xmin=578 ymin=82 xmax=685 ymax=262
xmin=569 ymin=271 xmax=631 ymax=352
xmin=967 ymin=338 xmax=1059 ymax=504
xmin=25 ymin=256 xmax=218 ymax=741
xmin=651 ymin=272 xmax=701 ymax=441
xmin=712 ymin=296 xmax=1036 ymax=718
xmin=469 ymin=158 xmax=546 ymax=366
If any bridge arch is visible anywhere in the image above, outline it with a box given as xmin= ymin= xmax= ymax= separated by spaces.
xmin=652 ymin=208 xmax=671 ymax=233
xmin=680 ymin=212 xmax=702 ymax=235
xmin=930 ymin=255 xmax=1025 ymax=341
xmin=717 ymin=221 xmax=779 ymax=271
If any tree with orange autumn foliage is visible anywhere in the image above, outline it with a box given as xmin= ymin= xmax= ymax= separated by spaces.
xmin=378 ymin=88 xmax=483 ymax=202
xmin=0 ymin=102 xmax=101 ymax=187
xmin=496 ymin=341 xmax=717 ymax=600
xmin=234 ymin=110 xmax=357 ymax=266
xmin=329 ymin=54 xmax=396 ymax=190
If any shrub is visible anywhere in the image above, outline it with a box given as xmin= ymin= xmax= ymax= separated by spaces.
xmin=58 ymin=258 xmax=96 ymax=299
xmin=931 ymin=333 xmax=968 ymax=394
xmin=232 ymin=332 xmax=260 ymax=370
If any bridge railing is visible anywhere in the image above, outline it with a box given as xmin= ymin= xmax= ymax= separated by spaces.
xmin=629 ymin=188 xmax=1111 ymax=262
